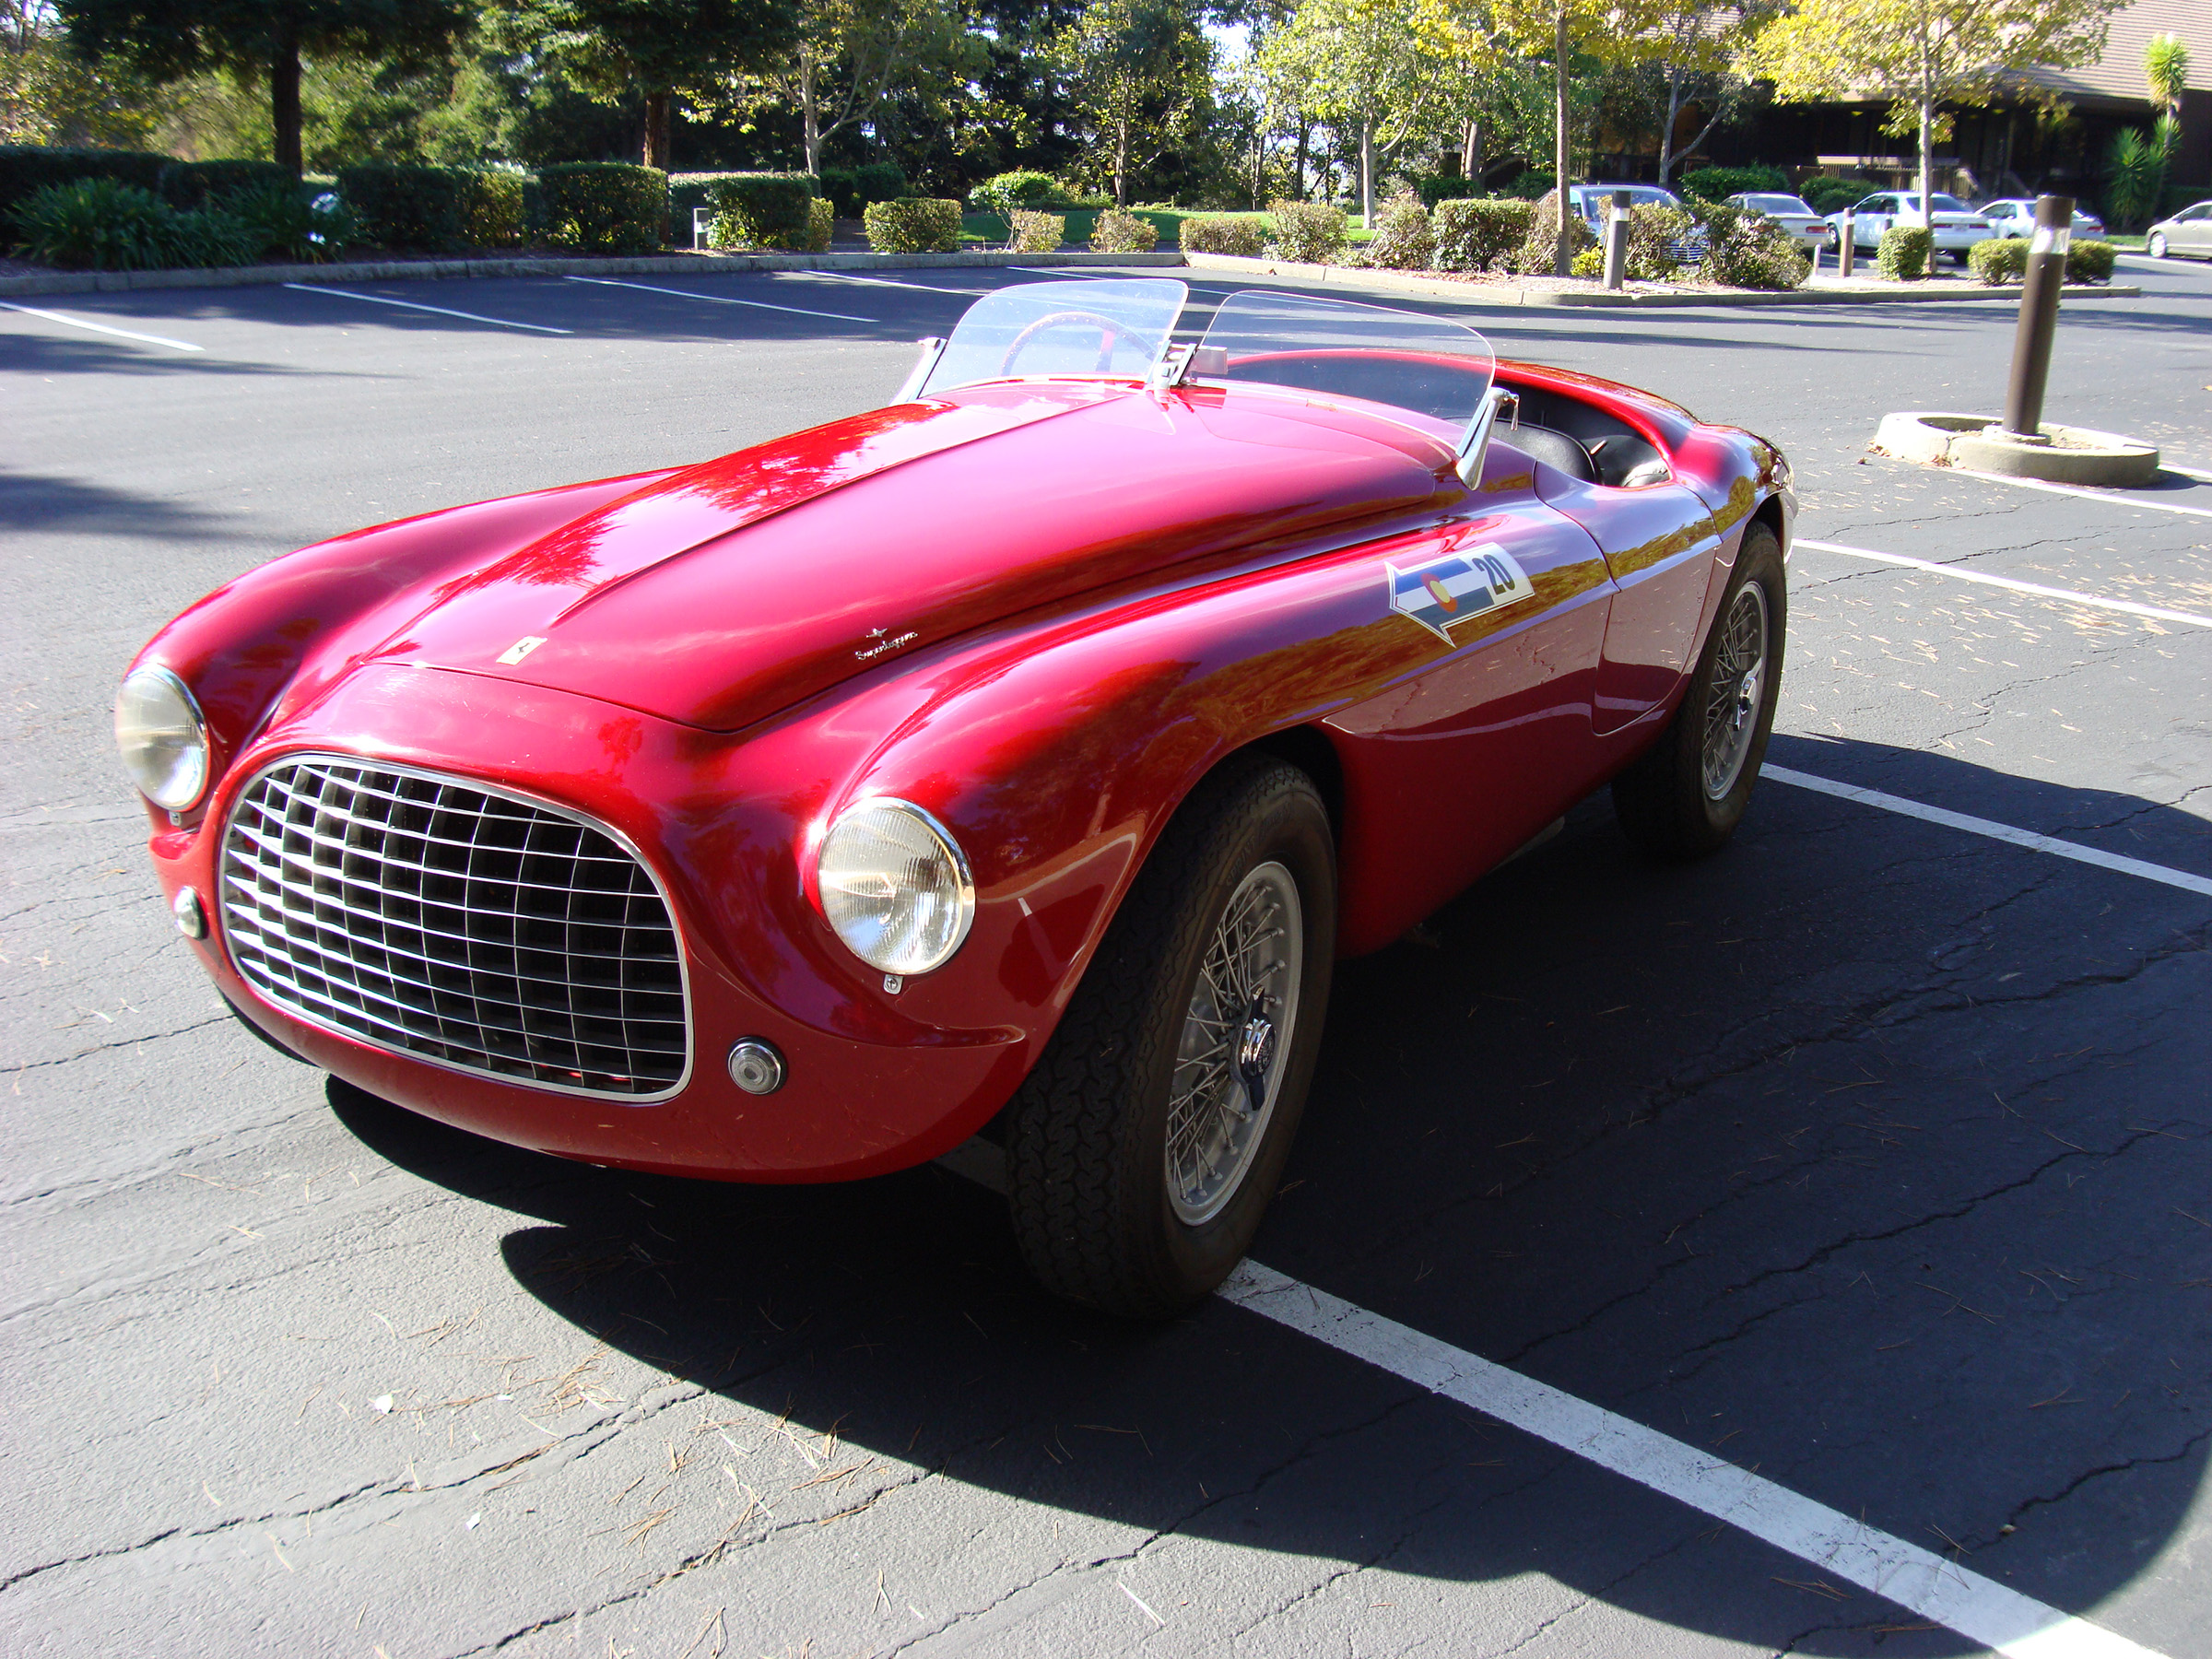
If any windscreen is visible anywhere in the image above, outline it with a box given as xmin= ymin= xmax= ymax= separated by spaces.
xmin=1198 ymin=290 xmax=1495 ymax=429
xmin=918 ymin=278 xmax=1186 ymax=394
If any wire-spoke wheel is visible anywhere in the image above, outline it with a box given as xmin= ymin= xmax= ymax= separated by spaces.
xmin=1613 ymin=520 xmax=1786 ymax=860
xmin=1006 ymin=756 xmax=1335 ymax=1318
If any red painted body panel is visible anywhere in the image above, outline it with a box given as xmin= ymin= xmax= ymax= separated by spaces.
xmin=128 ymin=350 xmax=1793 ymax=1182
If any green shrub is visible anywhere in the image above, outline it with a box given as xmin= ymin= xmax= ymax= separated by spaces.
xmin=1509 ymin=191 xmax=1595 ymax=275
xmin=704 ymin=172 xmax=815 ymax=249
xmin=1968 ymin=236 xmax=2029 ymax=283
xmin=1625 ymin=203 xmax=1698 ymax=280
xmin=1006 ymin=208 xmax=1065 ymax=253
xmin=1268 ymin=199 xmax=1347 ymax=263
xmin=1877 ymin=223 xmax=1932 ymax=279
xmin=1571 ymin=246 xmax=1604 ymax=278
xmin=1178 ymin=213 xmax=1265 ymax=256
xmin=1802 ymin=175 xmax=1877 ymax=216
xmin=972 ymin=169 xmax=1060 ymax=217
xmin=338 ymin=162 xmax=471 ymax=251
xmin=1500 ymin=169 xmax=1555 ymax=201
xmin=540 ymin=162 xmax=666 ymax=254
xmin=1366 ymin=193 xmax=1433 ymax=269
xmin=220 ymin=180 xmax=356 ymax=262
xmin=158 ymin=159 xmax=292 ymax=209
xmin=812 ymin=162 xmax=908 ymax=218
xmin=457 ymin=168 xmax=526 ymax=247
xmin=10 ymin=178 xmax=261 ymax=269
xmin=1694 ymin=200 xmax=1809 ymax=288
xmin=1679 ymin=165 xmax=1789 ymax=204
xmin=2065 ymin=238 xmax=2116 ymax=282
xmin=864 ymin=195 xmax=962 ymax=253
xmin=0 ymin=145 xmax=171 ymax=231
xmin=1089 ymin=207 xmax=1159 ymax=253
xmin=1431 ymin=197 xmax=1534 ymax=271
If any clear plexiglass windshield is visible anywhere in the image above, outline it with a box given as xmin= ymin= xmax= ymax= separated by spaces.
xmin=916 ymin=280 xmax=1495 ymax=433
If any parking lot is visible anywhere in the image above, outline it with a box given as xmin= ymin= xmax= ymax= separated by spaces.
xmin=3 ymin=253 xmax=2207 ymax=1658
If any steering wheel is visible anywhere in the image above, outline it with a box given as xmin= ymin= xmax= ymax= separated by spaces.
xmin=999 ymin=310 xmax=1160 ymax=376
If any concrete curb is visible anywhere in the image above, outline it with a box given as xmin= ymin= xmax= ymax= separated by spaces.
xmin=0 ymin=247 xmax=1185 ymax=300
xmin=1872 ymin=411 xmax=2162 ymax=487
xmin=1179 ymin=253 xmax=2140 ymax=307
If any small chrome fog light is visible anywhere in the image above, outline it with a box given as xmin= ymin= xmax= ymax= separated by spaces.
xmin=727 ymin=1040 xmax=786 ymax=1096
xmin=171 ymin=886 xmax=206 ymax=940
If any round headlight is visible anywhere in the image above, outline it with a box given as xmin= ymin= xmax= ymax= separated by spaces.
xmin=114 ymin=666 xmax=209 ymax=811
xmin=816 ymin=799 xmax=975 ymax=976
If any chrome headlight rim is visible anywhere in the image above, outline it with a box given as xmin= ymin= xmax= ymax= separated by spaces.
xmin=114 ymin=665 xmax=211 ymax=813
xmin=816 ymin=795 xmax=976 ymax=977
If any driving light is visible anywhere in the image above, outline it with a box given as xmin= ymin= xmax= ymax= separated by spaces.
xmin=817 ymin=799 xmax=974 ymax=976
xmin=114 ymin=666 xmax=209 ymax=811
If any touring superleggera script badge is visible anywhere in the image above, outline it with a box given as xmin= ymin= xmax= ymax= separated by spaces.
xmin=1384 ymin=545 xmax=1535 ymax=643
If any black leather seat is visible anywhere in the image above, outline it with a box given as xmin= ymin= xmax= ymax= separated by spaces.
xmin=1499 ymin=422 xmax=1597 ymax=482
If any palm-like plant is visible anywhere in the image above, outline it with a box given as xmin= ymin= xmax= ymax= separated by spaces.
xmin=2144 ymin=32 xmax=2189 ymax=114
xmin=2103 ymin=126 xmax=2164 ymax=230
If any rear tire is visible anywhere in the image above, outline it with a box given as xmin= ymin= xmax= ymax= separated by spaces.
xmin=1006 ymin=756 xmax=1335 ymax=1319
xmin=2148 ymin=232 xmax=2168 ymax=260
xmin=1612 ymin=521 xmax=1785 ymax=860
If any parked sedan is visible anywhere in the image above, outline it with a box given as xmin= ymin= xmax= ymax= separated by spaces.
xmin=2146 ymin=201 xmax=2212 ymax=260
xmin=1976 ymin=198 xmax=2106 ymax=241
xmin=1825 ymin=192 xmax=1994 ymax=261
xmin=1566 ymin=183 xmax=1689 ymax=233
xmin=1725 ymin=192 xmax=1830 ymax=252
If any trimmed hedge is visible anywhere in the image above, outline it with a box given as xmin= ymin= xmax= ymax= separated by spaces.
xmin=338 ymin=162 xmax=467 ymax=251
xmin=2066 ymin=239 xmax=2116 ymax=282
xmin=1877 ymin=223 xmax=1932 ymax=279
xmin=1680 ymin=165 xmax=1789 ymax=204
xmin=1694 ymin=201 xmax=1808 ymax=288
xmin=1089 ymin=207 xmax=1159 ymax=253
xmin=815 ymin=161 xmax=906 ymax=218
xmin=1968 ymin=236 xmax=2029 ymax=283
xmin=971 ymin=170 xmax=1060 ymax=217
xmin=1269 ymin=200 xmax=1347 ymax=263
xmin=540 ymin=162 xmax=665 ymax=254
xmin=1179 ymin=213 xmax=1265 ymax=256
xmin=459 ymin=169 xmax=526 ymax=247
xmin=1803 ymin=175 xmax=1877 ymax=215
xmin=1624 ymin=203 xmax=1698 ymax=280
xmin=1510 ymin=191 xmax=1595 ymax=275
xmin=1432 ymin=197 xmax=1534 ymax=271
xmin=864 ymin=196 xmax=961 ymax=253
xmin=1006 ymin=208 xmax=1065 ymax=253
xmin=159 ymin=159 xmax=292 ymax=208
xmin=0 ymin=145 xmax=171 ymax=229
xmin=1366 ymin=194 xmax=1432 ymax=269
xmin=704 ymin=172 xmax=814 ymax=249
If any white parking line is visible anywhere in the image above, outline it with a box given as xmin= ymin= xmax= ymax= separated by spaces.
xmin=1223 ymin=1264 xmax=2168 ymax=1659
xmin=0 ymin=299 xmax=202 ymax=351
xmin=282 ymin=283 xmax=571 ymax=335
xmin=1797 ymin=539 xmax=2212 ymax=629
xmin=562 ymin=274 xmax=870 ymax=322
xmin=1944 ymin=468 xmax=2212 ymax=520
xmin=799 ymin=270 xmax=982 ymax=294
xmin=1764 ymin=766 xmax=2212 ymax=898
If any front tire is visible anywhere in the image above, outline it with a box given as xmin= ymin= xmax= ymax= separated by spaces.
xmin=1612 ymin=521 xmax=1786 ymax=860
xmin=1006 ymin=756 xmax=1336 ymax=1318
xmin=2148 ymin=232 xmax=2168 ymax=260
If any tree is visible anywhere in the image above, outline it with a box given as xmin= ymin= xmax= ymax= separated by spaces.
xmin=487 ymin=0 xmax=798 ymax=171
xmin=1631 ymin=0 xmax=1768 ymax=185
xmin=1051 ymin=0 xmax=1210 ymax=206
xmin=2143 ymin=30 xmax=2187 ymax=115
xmin=56 ymin=0 xmax=469 ymax=173
xmin=4 ymin=0 xmax=167 ymax=144
xmin=1748 ymin=0 xmax=2125 ymax=231
xmin=1263 ymin=0 xmax=1438 ymax=225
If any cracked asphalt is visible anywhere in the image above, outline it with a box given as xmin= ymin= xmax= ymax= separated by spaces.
xmin=3 ymin=253 xmax=2206 ymax=1658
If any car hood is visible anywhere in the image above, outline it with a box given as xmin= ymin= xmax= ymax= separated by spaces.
xmin=361 ymin=380 xmax=1457 ymax=731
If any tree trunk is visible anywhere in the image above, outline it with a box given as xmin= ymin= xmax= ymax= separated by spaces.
xmin=1658 ymin=67 xmax=1681 ymax=187
xmin=642 ymin=91 xmax=672 ymax=171
xmin=1294 ymin=124 xmax=1309 ymax=201
xmin=1114 ymin=118 xmax=1128 ymax=206
xmin=1553 ymin=4 xmax=1571 ymax=276
xmin=271 ymin=26 xmax=303 ymax=178
xmin=1916 ymin=95 xmax=1934 ymax=227
xmin=801 ymin=51 xmax=819 ymax=174
xmin=1360 ymin=117 xmax=1373 ymax=227
xmin=1460 ymin=118 xmax=1481 ymax=182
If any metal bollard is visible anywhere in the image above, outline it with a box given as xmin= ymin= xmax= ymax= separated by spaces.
xmin=2001 ymin=195 xmax=2073 ymax=438
xmin=1603 ymin=191 xmax=1630 ymax=289
xmin=1837 ymin=210 xmax=1854 ymax=278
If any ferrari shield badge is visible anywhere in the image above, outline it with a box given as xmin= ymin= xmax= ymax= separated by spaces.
xmin=1385 ymin=544 xmax=1535 ymax=643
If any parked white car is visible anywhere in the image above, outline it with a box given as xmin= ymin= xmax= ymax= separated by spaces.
xmin=1725 ymin=193 xmax=1830 ymax=252
xmin=1977 ymin=199 xmax=2107 ymax=241
xmin=1824 ymin=192 xmax=1994 ymax=262
xmin=2145 ymin=201 xmax=2212 ymax=261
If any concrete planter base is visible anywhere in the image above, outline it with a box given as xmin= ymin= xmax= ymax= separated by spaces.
xmin=1871 ymin=412 xmax=2162 ymax=487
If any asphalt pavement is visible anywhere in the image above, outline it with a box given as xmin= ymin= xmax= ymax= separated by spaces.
xmin=3 ymin=252 xmax=2207 ymax=1659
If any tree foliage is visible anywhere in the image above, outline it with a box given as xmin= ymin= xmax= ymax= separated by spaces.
xmin=1051 ymin=0 xmax=1210 ymax=206
xmin=1262 ymin=0 xmax=1435 ymax=225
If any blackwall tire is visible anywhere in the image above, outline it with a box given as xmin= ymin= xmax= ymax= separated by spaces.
xmin=1611 ymin=521 xmax=1786 ymax=860
xmin=2148 ymin=233 xmax=2167 ymax=260
xmin=1006 ymin=756 xmax=1336 ymax=1319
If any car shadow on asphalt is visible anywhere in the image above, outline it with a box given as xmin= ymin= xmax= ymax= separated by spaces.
xmin=329 ymin=735 xmax=2207 ymax=1656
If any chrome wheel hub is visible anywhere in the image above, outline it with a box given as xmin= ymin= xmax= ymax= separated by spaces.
xmin=1701 ymin=582 xmax=1770 ymax=801
xmin=1167 ymin=861 xmax=1302 ymax=1225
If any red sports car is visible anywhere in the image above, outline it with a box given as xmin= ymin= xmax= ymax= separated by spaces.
xmin=117 ymin=280 xmax=1792 ymax=1316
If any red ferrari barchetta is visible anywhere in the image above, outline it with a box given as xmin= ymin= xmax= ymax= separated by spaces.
xmin=117 ymin=280 xmax=1792 ymax=1315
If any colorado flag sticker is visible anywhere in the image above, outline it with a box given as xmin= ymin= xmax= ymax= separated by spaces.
xmin=1385 ymin=543 xmax=1535 ymax=643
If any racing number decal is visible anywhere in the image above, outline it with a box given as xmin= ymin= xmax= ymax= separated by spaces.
xmin=1384 ymin=544 xmax=1535 ymax=643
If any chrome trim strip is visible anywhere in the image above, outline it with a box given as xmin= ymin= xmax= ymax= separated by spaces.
xmin=218 ymin=753 xmax=695 ymax=1104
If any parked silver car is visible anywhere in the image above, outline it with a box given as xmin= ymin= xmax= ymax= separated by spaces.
xmin=1565 ymin=183 xmax=1689 ymax=231
xmin=1977 ymin=198 xmax=2107 ymax=241
xmin=1725 ymin=192 xmax=1830 ymax=252
xmin=1824 ymin=192 xmax=1994 ymax=262
xmin=2146 ymin=201 xmax=2212 ymax=261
